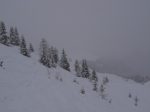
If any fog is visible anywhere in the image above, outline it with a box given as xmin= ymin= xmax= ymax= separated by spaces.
xmin=0 ymin=0 xmax=150 ymax=76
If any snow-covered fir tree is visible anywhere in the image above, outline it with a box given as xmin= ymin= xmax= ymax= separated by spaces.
xmin=50 ymin=55 xmax=56 ymax=68
xmin=29 ymin=43 xmax=34 ymax=53
xmin=14 ymin=27 xmax=20 ymax=46
xmin=0 ymin=21 xmax=9 ymax=45
xmin=9 ymin=27 xmax=16 ymax=45
xmin=90 ymin=70 xmax=98 ymax=81
xmin=91 ymin=70 xmax=98 ymax=91
xmin=20 ymin=35 xmax=30 ymax=57
xmin=81 ymin=59 xmax=90 ymax=78
xmin=99 ymin=84 xmax=106 ymax=99
xmin=74 ymin=60 xmax=81 ymax=77
xmin=60 ymin=49 xmax=70 ymax=71
xmin=53 ymin=47 xmax=59 ymax=64
xmin=10 ymin=26 xmax=20 ymax=46
xmin=39 ymin=38 xmax=49 ymax=67
xmin=48 ymin=47 xmax=56 ymax=68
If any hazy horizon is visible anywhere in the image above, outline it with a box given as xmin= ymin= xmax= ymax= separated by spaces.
xmin=0 ymin=0 xmax=150 ymax=76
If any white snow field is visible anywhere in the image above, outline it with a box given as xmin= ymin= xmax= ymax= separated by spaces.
xmin=0 ymin=44 xmax=150 ymax=112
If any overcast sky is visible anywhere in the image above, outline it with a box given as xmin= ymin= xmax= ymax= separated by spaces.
xmin=0 ymin=0 xmax=150 ymax=75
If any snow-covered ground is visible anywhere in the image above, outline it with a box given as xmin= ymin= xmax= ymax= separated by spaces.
xmin=0 ymin=44 xmax=150 ymax=112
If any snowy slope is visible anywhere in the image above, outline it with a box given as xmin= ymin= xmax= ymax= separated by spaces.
xmin=0 ymin=44 xmax=150 ymax=112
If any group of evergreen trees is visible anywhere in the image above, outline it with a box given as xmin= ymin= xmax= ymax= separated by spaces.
xmin=0 ymin=21 xmax=71 ymax=71
xmin=0 ymin=21 xmax=34 ymax=57
xmin=39 ymin=38 xmax=70 ymax=71
xmin=0 ymin=21 xmax=9 ymax=45
xmin=75 ymin=59 xmax=90 ymax=78
xmin=39 ymin=38 xmax=58 ymax=68
xmin=9 ymin=26 xmax=20 ymax=46
xmin=60 ymin=49 xmax=70 ymax=71
xmin=74 ymin=59 xmax=98 ymax=91
xmin=0 ymin=21 xmax=98 ymax=91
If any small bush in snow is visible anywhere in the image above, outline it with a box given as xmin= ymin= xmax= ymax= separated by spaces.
xmin=0 ymin=60 xmax=3 ymax=67
xmin=59 ymin=77 xmax=63 ymax=82
xmin=73 ymin=79 xmax=79 ymax=84
xmin=134 ymin=96 xmax=139 ymax=106
xmin=128 ymin=93 xmax=132 ymax=98
xmin=80 ymin=88 xmax=85 ymax=94
xmin=109 ymin=99 xmax=112 ymax=104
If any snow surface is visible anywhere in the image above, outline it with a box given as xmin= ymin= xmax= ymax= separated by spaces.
xmin=0 ymin=44 xmax=150 ymax=112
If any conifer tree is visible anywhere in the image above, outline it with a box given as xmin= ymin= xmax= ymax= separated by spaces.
xmin=29 ymin=43 xmax=34 ymax=53
xmin=9 ymin=27 xmax=16 ymax=45
xmin=99 ymin=84 xmax=106 ymax=99
xmin=91 ymin=70 xmax=98 ymax=81
xmin=60 ymin=49 xmax=70 ymax=71
xmin=75 ymin=60 xmax=81 ymax=77
xmin=48 ymin=47 xmax=56 ymax=68
xmin=0 ymin=21 xmax=9 ymax=45
xmin=14 ymin=27 xmax=20 ymax=46
xmin=10 ymin=27 xmax=20 ymax=46
xmin=39 ymin=38 xmax=49 ymax=67
xmin=53 ymin=47 xmax=59 ymax=64
xmin=20 ymin=35 xmax=30 ymax=57
xmin=50 ymin=55 xmax=56 ymax=68
xmin=91 ymin=70 xmax=98 ymax=91
xmin=81 ymin=59 xmax=90 ymax=78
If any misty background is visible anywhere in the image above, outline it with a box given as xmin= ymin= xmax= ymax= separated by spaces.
xmin=0 ymin=0 xmax=150 ymax=78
